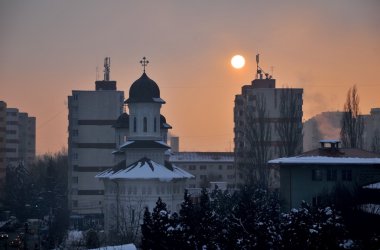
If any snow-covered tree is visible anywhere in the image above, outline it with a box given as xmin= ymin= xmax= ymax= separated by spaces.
xmin=280 ymin=202 xmax=347 ymax=250
xmin=195 ymin=188 xmax=218 ymax=249
xmin=179 ymin=189 xmax=197 ymax=249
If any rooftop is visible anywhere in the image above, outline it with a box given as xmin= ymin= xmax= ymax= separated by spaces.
xmin=169 ymin=152 xmax=234 ymax=162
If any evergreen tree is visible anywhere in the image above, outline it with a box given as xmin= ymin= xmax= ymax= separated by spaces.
xmin=179 ymin=189 xmax=196 ymax=249
xmin=280 ymin=202 xmax=347 ymax=250
xmin=195 ymin=188 xmax=218 ymax=249
xmin=141 ymin=207 xmax=154 ymax=250
xmin=151 ymin=197 xmax=170 ymax=249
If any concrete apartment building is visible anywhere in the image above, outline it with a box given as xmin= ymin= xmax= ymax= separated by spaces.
xmin=169 ymin=152 xmax=235 ymax=188
xmin=67 ymin=58 xmax=124 ymax=225
xmin=0 ymin=101 xmax=6 ymax=198
xmin=0 ymin=101 xmax=36 ymax=200
xmin=363 ymin=108 xmax=380 ymax=152
xmin=234 ymin=56 xmax=303 ymax=186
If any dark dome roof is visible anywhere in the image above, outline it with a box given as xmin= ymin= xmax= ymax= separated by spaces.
xmin=113 ymin=113 xmax=129 ymax=128
xmin=125 ymin=73 xmax=160 ymax=103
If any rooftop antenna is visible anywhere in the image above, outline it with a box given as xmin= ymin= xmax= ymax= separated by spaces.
xmin=104 ymin=57 xmax=111 ymax=81
xmin=140 ymin=56 xmax=149 ymax=73
xmin=96 ymin=66 xmax=99 ymax=81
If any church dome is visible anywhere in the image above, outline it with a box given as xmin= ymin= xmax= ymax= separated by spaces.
xmin=125 ymin=73 xmax=160 ymax=103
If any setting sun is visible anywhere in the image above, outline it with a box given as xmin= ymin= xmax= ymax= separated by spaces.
xmin=231 ymin=55 xmax=245 ymax=69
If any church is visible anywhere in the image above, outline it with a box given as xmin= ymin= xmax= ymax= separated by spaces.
xmin=96 ymin=58 xmax=193 ymax=235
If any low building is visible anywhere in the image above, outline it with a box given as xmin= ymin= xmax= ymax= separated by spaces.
xmin=269 ymin=140 xmax=380 ymax=211
xmin=169 ymin=152 xmax=235 ymax=188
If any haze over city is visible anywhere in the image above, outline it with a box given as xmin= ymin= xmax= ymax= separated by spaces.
xmin=0 ymin=0 xmax=379 ymax=154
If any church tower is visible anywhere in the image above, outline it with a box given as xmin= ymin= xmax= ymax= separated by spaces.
xmin=97 ymin=58 xmax=192 ymax=235
xmin=113 ymin=57 xmax=172 ymax=166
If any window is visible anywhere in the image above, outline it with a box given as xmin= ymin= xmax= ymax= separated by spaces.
xmin=143 ymin=117 xmax=147 ymax=132
xmin=154 ymin=117 xmax=157 ymax=132
xmin=218 ymin=165 xmax=223 ymax=170
xmin=312 ymin=169 xmax=323 ymax=181
xmin=189 ymin=165 xmax=196 ymax=170
xmin=72 ymin=176 xmax=78 ymax=184
xmin=189 ymin=184 xmax=196 ymax=188
xmin=72 ymin=200 xmax=78 ymax=207
xmin=72 ymin=129 xmax=78 ymax=136
xmin=342 ymin=169 xmax=352 ymax=181
xmin=326 ymin=169 xmax=337 ymax=181
xmin=200 ymin=175 xmax=207 ymax=180
xmin=227 ymin=165 xmax=234 ymax=170
xmin=227 ymin=174 xmax=235 ymax=180
xmin=133 ymin=117 xmax=137 ymax=132
xmin=200 ymin=165 xmax=207 ymax=170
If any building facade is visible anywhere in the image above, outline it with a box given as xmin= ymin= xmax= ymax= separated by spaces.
xmin=0 ymin=101 xmax=6 ymax=198
xmin=269 ymin=140 xmax=380 ymax=211
xmin=0 ymin=101 xmax=36 ymax=200
xmin=67 ymin=58 xmax=124 ymax=224
xmin=169 ymin=152 xmax=235 ymax=188
xmin=234 ymin=56 xmax=303 ymax=186
xmin=96 ymin=59 xmax=192 ymax=235
xmin=363 ymin=108 xmax=380 ymax=152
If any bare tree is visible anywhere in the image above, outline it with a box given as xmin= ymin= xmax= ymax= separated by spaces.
xmin=276 ymin=88 xmax=303 ymax=157
xmin=340 ymin=85 xmax=364 ymax=148
xmin=110 ymin=196 xmax=145 ymax=245
xmin=242 ymin=94 xmax=272 ymax=187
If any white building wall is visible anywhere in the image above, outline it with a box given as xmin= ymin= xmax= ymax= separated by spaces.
xmin=68 ymin=89 xmax=124 ymax=216
xmin=103 ymin=178 xmax=187 ymax=233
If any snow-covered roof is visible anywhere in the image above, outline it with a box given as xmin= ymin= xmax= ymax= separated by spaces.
xmin=170 ymin=152 xmax=234 ymax=162
xmin=89 ymin=243 xmax=137 ymax=250
xmin=268 ymin=156 xmax=380 ymax=165
xmin=120 ymin=140 xmax=170 ymax=150
xmin=96 ymin=157 xmax=193 ymax=181
xmin=363 ymin=182 xmax=380 ymax=189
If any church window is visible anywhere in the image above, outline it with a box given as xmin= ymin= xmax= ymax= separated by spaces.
xmin=133 ymin=117 xmax=136 ymax=132
xmin=143 ymin=117 xmax=147 ymax=132
xmin=154 ymin=117 xmax=157 ymax=132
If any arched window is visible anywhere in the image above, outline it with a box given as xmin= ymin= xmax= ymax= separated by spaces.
xmin=143 ymin=117 xmax=147 ymax=132
xmin=133 ymin=117 xmax=137 ymax=132
xmin=154 ymin=117 xmax=157 ymax=132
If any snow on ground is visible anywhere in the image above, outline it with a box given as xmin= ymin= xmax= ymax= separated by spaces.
xmin=89 ymin=243 xmax=136 ymax=250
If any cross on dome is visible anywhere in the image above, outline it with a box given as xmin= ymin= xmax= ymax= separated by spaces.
xmin=140 ymin=57 xmax=149 ymax=73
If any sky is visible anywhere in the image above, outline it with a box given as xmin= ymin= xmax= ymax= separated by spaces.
xmin=0 ymin=0 xmax=379 ymax=155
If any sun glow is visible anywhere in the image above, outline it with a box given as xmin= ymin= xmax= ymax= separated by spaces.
xmin=231 ymin=55 xmax=245 ymax=69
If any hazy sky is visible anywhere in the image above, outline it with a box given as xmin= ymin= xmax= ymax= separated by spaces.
xmin=1 ymin=0 xmax=379 ymax=154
